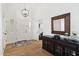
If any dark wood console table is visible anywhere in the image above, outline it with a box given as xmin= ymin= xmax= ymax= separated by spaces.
xmin=42 ymin=35 xmax=79 ymax=56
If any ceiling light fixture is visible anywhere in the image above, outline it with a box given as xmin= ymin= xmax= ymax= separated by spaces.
xmin=21 ymin=4 xmax=29 ymax=17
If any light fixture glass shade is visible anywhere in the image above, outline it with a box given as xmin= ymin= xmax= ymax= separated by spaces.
xmin=21 ymin=8 xmax=29 ymax=17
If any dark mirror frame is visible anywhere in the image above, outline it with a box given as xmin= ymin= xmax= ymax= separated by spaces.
xmin=51 ymin=13 xmax=70 ymax=35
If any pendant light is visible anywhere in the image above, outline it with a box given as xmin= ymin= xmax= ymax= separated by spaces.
xmin=21 ymin=3 xmax=29 ymax=17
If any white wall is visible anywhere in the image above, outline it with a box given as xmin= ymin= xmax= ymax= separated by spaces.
xmin=2 ymin=3 xmax=39 ymax=43
xmin=2 ymin=3 xmax=79 ymax=44
xmin=34 ymin=3 xmax=79 ymax=37
xmin=0 ymin=4 xmax=3 ymax=55
xmin=47 ymin=4 xmax=79 ymax=36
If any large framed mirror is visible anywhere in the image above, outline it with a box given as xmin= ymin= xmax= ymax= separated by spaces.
xmin=51 ymin=13 xmax=70 ymax=35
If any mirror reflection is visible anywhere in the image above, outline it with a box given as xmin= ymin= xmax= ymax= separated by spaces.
xmin=53 ymin=18 xmax=65 ymax=31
